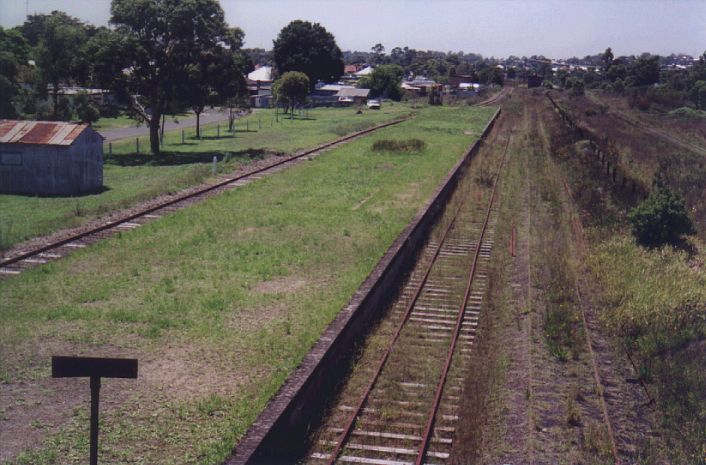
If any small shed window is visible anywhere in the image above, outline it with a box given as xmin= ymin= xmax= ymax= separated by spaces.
xmin=0 ymin=152 xmax=23 ymax=166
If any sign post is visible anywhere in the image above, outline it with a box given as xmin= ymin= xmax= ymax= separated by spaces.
xmin=52 ymin=356 xmax=138 ymax=465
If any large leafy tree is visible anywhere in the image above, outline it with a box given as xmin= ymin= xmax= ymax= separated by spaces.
xmin=34 ymin=12 xmax=87 ymax=119
xmin=358 ymin=64 xmax=403 ymax=100
xmin=272 ymin=71 xmax=310 ymax=113
xmin=0 ymin=27 xmax=30 ymax=118
xmin=95 ymin=0 xmax=236 ymax=155
xmin=627 ymin=55 xmax=660 ymax=87
xmin=273 ymin=20 xmax=344 ymax=88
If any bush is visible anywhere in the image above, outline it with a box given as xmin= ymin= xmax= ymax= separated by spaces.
xmin=628 ymin=186 xmax=695 ymax=247
xmin=372 ymin=138 xmax=426 ymax=152
xmin=565 ymin=77 xmax=584 ymax=96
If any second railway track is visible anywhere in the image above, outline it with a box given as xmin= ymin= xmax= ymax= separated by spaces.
xmin=0 ymin=117 xmax=408 ymax=278
xmin=304 ymin=123 xmax=511 ymax=465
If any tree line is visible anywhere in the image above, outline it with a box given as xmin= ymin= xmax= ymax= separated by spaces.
xmin=0 ymin=4 xmax=348 ymax=155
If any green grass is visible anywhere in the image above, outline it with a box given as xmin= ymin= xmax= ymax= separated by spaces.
xmin=0 ymin=106 xmax=410 ymax=251
xmin=107 ymin=106 xmax=410 ymax=156
xmin=92 ymin=114 xmax=145 ymax=131
xmin=0 ymin=105 xmax=496 ymax=464
xmin=590 ymin=237 xmax=706 ymax=463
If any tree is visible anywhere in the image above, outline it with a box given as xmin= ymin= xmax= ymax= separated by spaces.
xmin=96 ymin=0 xmax=235 ymax=155
xmin=273 ymin=20 xmax=344 ymax=88
xmin=606 ymin=63 xmax=627 ymax=82
xmin=74 ymin=91 xmax=100 ymax=125
xmin=477 ymin=66 xmax=504 ymax=86
xmin=627 ymin=55 xmax=660 ymax=87
xmin=602 ymin=47 xmax=614 ymax=73
xmin=181 ymin=27 xmax=247 ymax=137
xmin=358 ymin=64 xmax=403 ymax=100
xmin=35 ymin=12 xmax=87 ymax=119
xmin=0 ymin=27 xmax=30 ymax=118
xmin=628 ymin=185 xmax=695 ymax=247
xmin=690 ymin=80 xmax=706 ymax=110
xmin=272 ymin=71 xmax=310 ymax=113
xmin=566 ymin=77 xmax=585 ymax=96
xmin=371 ymin=43 xmax=385 ymax=65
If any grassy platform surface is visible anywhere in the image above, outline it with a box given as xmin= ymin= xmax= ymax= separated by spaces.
xmin=0 ymin=105 xmax=496 ymax=465
xmin=0 ymin=105 xmax=409 ymax=251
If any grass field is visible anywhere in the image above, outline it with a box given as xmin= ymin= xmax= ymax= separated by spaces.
xmin=92 ymin=114 xmax=146 ymax=131
xmin=0 ymin=104 xmax=496 ymax=464
xmin=0 ymin=105 xmax=410 ymax=251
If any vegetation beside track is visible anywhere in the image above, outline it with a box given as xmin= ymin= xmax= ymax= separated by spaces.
xmin=546 ymin=93 xmax=706 ymax=463
xmin=0 ymin=105 xmax=409 ymax=251
xmin=0 ymin=105 xmax=496 ymax=464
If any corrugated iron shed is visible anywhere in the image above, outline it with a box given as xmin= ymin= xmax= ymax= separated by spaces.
xmin=0 ymin=120 xmax=90 ymax=146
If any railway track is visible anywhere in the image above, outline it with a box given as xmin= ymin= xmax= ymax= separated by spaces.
xmin=305 ymin=126 xmax=510 ymax=465
xmin=0 ymin=117 xmax=408 ymax=278
xmin=476 ymin=87 xmax=512 ymax=107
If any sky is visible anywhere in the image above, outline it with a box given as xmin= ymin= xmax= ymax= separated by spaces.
xmin=0 ymin=0 xmax=704 ymax=59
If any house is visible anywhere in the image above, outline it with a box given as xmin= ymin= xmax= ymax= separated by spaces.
xmin=247 ymin=65 xmax=274 ymax=108
xmin=355 ymin=66 xmax=375 ymax=77
xmin=402 ymin=76 xmax=437 ymax=96
xmin=449 ymin=74 xmax=476 ymax=88
xmin=336 ymin=87 xmax=370 ymax=105
xmin=46 ymin=86 xmax=113 ymax=106
xmin=401 ymin=82 xmax=422 ymax=97
xmin=0 ymin=120 xmax=103 ymax=196
xmin=344 ymin=64 xmax=364 ymax=75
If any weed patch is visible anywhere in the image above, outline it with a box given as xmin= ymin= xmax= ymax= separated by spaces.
xmin=371 ymin=138 xmax=426 ymax=152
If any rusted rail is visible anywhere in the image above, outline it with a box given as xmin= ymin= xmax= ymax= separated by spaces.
xmin=324 ymin=197 xmax=468 ymax=465
xmin=415 ymin=131 xmax=511 ymax=464
xmin=0 ymin=117 xmax=409 ymax=275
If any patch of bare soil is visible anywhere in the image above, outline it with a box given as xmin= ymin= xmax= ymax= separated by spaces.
xmin=0 ymin=337 xmax=141 ymax=462
xmin=0 ymin=332 xmax=262 ymax=462
xmin=254 ymin=276 xmax=308 ymax=295
xmin=140 ymin=343 xmax=255 ymax=401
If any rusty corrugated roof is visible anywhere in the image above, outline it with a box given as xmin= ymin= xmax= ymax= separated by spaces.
xmin=0 ymin=120 xmax=90 ymax=146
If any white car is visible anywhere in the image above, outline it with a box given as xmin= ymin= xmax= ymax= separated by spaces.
xmin=367 ymin=99 xmax=381 ymax=109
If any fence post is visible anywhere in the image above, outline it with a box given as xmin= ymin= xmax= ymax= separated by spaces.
xmin=136 ymin=138 xmax=139 ymax=153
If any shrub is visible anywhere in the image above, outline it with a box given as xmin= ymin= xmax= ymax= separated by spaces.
xmin=628 ymin=185 xmax=695 ymax=247
xmin=372 ymin=138 xmax=426 ymax=152
xmin=566 ymin=77 xmax=584 ymax=96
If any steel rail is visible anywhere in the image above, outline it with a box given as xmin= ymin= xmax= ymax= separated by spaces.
xmin=414 ymin=129 xmax=511 ymax=464
xmin=323 ymin=194 xmax=469 ymax=465
xmin=0 ymin=117 xmax=409 ymax=270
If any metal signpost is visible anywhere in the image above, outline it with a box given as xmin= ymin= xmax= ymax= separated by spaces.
xmin=52 ymin=356 xmax=138 ymax=465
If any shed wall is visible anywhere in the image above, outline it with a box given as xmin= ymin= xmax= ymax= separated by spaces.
xmin=0 ymin=130 xmax=103 ymax=196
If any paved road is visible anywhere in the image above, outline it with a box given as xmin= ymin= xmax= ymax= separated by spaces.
xmin=98 ymin=108 xmax=233 ymax=142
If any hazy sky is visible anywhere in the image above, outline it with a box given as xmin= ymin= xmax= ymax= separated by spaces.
xmin=1 ymin=0 xmax=704 ymax=58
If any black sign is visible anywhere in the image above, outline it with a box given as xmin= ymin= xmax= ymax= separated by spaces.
xmin=52 ymin=356 xmax=138 ymax=379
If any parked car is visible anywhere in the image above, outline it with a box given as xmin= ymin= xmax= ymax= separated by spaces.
xmin=367 ymin=99 xmax=381 ymax=109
